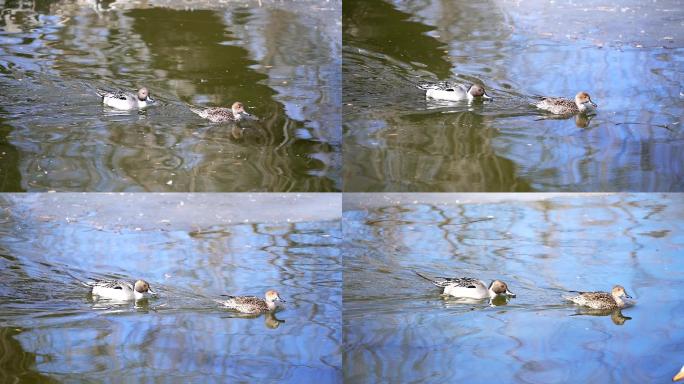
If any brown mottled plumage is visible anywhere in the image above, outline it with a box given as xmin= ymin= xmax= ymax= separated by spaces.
xmin=190 ymin=101 xmax=255 ymax=123
xmin=218 ymin=289 xmax=284 ymax=314
xmin=536 ymin=91 xmax=597 ymax=115
xmin=566 ymin=285 xmax=631 ymax=310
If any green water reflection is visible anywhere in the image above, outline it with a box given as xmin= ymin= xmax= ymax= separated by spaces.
xmin=0 ymin=1 xmax=340 ymax=191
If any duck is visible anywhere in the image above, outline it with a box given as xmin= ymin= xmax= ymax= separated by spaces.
xmin=565 ymin=285 xmax=632 ymax=310
xmin=96 ymin=87 xmax=154 ymax=110
xmin=86 ymin=279 xmax=156 ymax=301
xmin=217 ymin=289 xmax=284 ymax=314
xmin=416 ymin=271 xmax=515 ymax=299
xmin=535 ymin=91 xmax=597 ymax=115
xmin=190 ymin=101 xmax=255 ymax=123
xmin=420 ymin=81 xmax=492 ymax=102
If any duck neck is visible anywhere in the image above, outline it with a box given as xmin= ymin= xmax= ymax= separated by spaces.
xmin=576 ymin=101 xmax=587 ymax=112
xmin=266 ymin=300 xmax=276 ymax=311
xmin=613 ymin=295 xmax=625 ymax=308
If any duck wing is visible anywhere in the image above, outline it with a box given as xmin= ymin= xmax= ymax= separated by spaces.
xmin=90 ymin=279 xmax=133 ymax=290
xmin=96 ymin=89 xmax=130 ymax=101
xmin=540 ymin=96 xmax=574 ymax=106
xmin=436 ymin=277 xmax=480 ymax=288
xmin=416 ymin=272 xmax=479 ymax=288
xmin=225 ymin=295 xmax=260 ymax=304
xmin=190 ymin=107 xmax=235 ymax=122
xmin=417 ymin=81 xmax=465 ymax=92
xmin=576 ymin=291 xmax=612 ymax=301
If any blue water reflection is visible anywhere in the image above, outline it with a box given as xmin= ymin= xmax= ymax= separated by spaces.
xmin=344 ymin=0 xmax=683 ymax=191
xmin=0 ymin=194 xmax=341 ymax=382
xmin=343 ymin=193 xmax=684 ymax=383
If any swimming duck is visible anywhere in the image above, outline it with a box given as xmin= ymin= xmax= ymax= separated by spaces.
xmin=416 ymin=272 xmax=515 ymax=299
xmin=217 ymin=290 xmax=284 ymax=314
xmin=87 ymin=279 xmax=156 ymax=301
xmin=420 ymin=82 xmax=492 ymax=102
xmin=190 ymin=101 xmax=255 ymax=123
xmin=535 ymin=91 xmax=597 ymax=115
xmin=565 ymin=285 xmax=632 ymax=310
xmin=96 ymin=87 xmax=154 ymax=110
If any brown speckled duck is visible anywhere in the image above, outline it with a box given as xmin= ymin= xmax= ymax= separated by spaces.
xmin=217 ymin=290 xmax=284 ymax=314
xmin=190 ymin=101 xmax=256 ymax=123
xmin=535 ymin=91 xmax=597 ymax=115
xmin=565 ymin=285 xmax=632 ymax=310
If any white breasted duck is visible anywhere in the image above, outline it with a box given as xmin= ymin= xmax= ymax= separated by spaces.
xmin=87 ymin=279 xmax=156 ymax=301
xmin=416 ymin=272 xmax=515 ymax=300
xmin=97 ymin=87 xmax=154 ymax=110
xmin=420 ymin=81 xmax=492 ymax=102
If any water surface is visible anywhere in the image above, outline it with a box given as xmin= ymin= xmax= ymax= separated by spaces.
xmin=343 ymin=0 xmax=683 ymax=191
xmin=0 ymin=193 xmax=342 ymax=382
xmin=343 ymin=193 xmax=684 ymax=383
xmin=0 ymin=0 xmax=341 ymax=191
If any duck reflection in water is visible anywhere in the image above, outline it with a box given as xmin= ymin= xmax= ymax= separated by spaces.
xmin=88 ymin=296 xmax=155 ymax=312
xmin=222 ymin=311 xmax=285 ymax=329
xmin=571 ymin=307 xmax=632 ymax=326
xmin=534 ymin=111 xmax=594 ymax=128
xmin=441 ymin=294 xmax=511 ymax=308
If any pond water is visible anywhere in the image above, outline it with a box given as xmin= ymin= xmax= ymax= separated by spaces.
xmin=343 ymin=0 xmax=684 ymax=191
xmin=0 ymin=0 xmax=341 ymax=192
xmin=0 ymin=194 xmax=342 ymax=382
xmin=343 ymin=193 xmax=684 ymax=383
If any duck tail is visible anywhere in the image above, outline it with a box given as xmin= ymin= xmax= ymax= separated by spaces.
xmin=563 ymin=292 xmax=582 ymax=301
xmin=415 ymin=271 xmax=441 ymax=285
xmin=189 ymin=107 xmax=205 ymax=117
xmin=417 ymin=81 xmax=442 ymax=91
xmin=416 ymin=81 xmax=431 ymax=90
xmin=213 ymin=298 xmax=227 ymax=306
xmin=95 ymin=88 xmax=108 ymax=99
xmin=62 ymin=269 xmax=92 ymax=287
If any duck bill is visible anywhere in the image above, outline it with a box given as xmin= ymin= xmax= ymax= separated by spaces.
xmin=589 ymin=99 xmax=597 ymax=108
xmin=277 ymin=296 xmax=286 ymax=303
xmin=148 ymin=287 xmax=157 ymax=295
xmin=506 ymin=290 xmax=516 ymax=298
